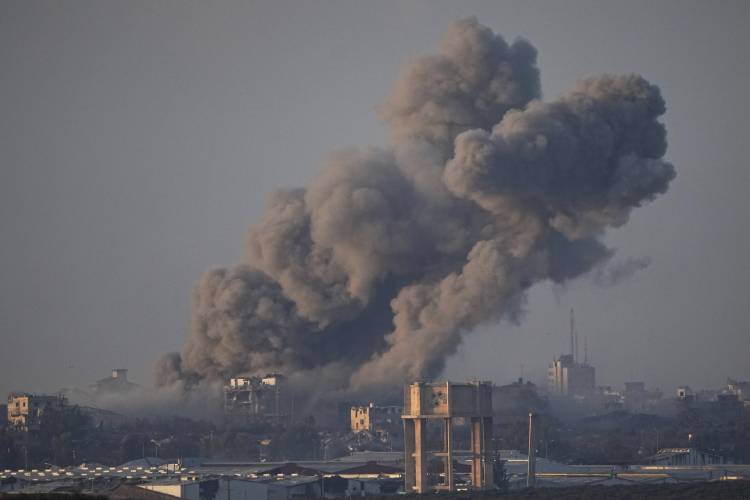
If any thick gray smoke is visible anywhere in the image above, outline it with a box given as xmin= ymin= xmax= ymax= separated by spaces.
xmin=156 ymin=17 xmax=675 ymax=397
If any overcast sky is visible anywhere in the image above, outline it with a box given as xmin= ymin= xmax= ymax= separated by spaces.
xmin=1 ymin=0 xmax=749 ymax=397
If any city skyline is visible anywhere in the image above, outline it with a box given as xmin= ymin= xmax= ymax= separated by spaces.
xmin=2 ymin=1 xmax=749 ymax=397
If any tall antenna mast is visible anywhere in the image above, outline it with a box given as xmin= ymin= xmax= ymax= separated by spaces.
xmin=570 ymin=308 xmax=580 ymax=363
xmin=570 ymin=308 xmax=575 ymax=362
xmin=574 ymin=308 xmax=581 ymax=363
xmin=584 ymin=336 xmax=588 ymax=365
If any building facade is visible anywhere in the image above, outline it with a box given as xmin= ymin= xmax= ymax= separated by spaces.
xmin=726 ymin=378 xmax=750 ymax=409
xmin=91 ymin=368 xmax=138 ymax=395
xmin=647 ymin=448 xmax=733 ymax=466
xmin=224 ymin=373 xmax=290 ymax=423
xmin=547 ymin=354 xmax=595 ymax=398
xmin=6 ymin=393 xmax=67 ymax=431
xmin=350 ymin=403 xmax=402 ymax=433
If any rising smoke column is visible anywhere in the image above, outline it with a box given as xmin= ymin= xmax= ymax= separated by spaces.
xmin=156 ymin=18 xmax=675 ymax=395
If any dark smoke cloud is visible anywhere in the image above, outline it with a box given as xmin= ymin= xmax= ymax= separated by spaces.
xmin=156 ymin=17 xmax=675 ymax=397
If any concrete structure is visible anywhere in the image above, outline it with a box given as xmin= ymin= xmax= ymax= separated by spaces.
xmin=91 ymin=368 xmax=138 ymax=395
xmin=266 ymin=477 xmax=321 ymax=499
xmin=622 ymin=381 xmax=662 ymax=412
xmin=224 ymin=373 xmax=290 ymax=424
xmin=350 ymin=403 xmax=402 ymax=432
xmin=6 ymin=393 xmax=67 ymax=431
xmin=139 ymin=477 xmax=269 ymax=500
xmin=646 ymin=448 xmax=733 ymax=466
xmin=547 ymin=354 xmax=596 ymax=397
xmin=492 ymin=379 xmax=547 ymax=425
xmin=402 ymin=381 xmax=493 ymax=493
xmin=351 ymin=405 xmax=372 ymax=432
xmin=726 ymin=378 xmax=750 ymax=409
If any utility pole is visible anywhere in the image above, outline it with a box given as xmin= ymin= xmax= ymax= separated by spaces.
xmin=527 ymin=413 xmax=537 ymax=488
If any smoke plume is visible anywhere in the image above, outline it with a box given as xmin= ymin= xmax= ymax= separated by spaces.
xmin=593 ymin=256 xmax=652 ymax=287
xmin=156 ymin=17 xmax=675 ymax=397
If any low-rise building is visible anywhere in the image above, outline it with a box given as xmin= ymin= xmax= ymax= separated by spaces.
xmin=726 ymin=378 xmax=750 ymax=409
xmin=645 ymin=448 xmax=733 ymax=466
xmin=6 ymin=393 xmax=67 ymax=431
xmin=623 ymin=381 xmax=662 ymax=412
xmin=138 ymin=477 xmax=269 ymax=500
xmin=350 ymin=403 xmax=402 ymax=433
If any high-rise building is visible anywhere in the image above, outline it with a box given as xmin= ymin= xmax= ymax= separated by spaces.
xmin=547 ymin=309 xmax=595 ymax=397
xmin=547 ymin=354 xmax=595 ymax=397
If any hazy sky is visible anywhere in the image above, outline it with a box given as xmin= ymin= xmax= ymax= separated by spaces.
xmin=2 ymin=0 xmax=749 ymax=398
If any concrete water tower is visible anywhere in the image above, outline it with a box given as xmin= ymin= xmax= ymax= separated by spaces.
xmin=402 ymin=380 xmax=494 ymax=493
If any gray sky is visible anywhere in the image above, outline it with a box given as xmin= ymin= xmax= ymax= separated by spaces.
xmin=2 ymin=0 xmax=749 ymax=397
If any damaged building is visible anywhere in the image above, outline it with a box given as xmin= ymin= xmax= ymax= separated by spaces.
xmin=223 ymin=373 xmax=290 ymax=424
xmin=6 ymin=393 xmax=68 ymax=431
xmin=350 ymin=403 xmax=402 ymax=433
xmin=91 ymin=368 xmax=138 ymax=395
xmin=350 ymin=403 xmax=403 ymax=449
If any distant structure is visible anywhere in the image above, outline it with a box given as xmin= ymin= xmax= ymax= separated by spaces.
xmin=622 ymin=382 xmax=662 ymax=412
xmin=646 ymin=448 xmax=733 ymax=466
xmin=91 ymin=368 xmax=138 ymax=395
xmin=6 ymin=393 xmax=67 ymax=431
xmin=402 ymin=381 xmax=494 ymax=493
xmin=350 ymin=403 xmax=402 ymax=433
xmin=224 ymin=373 xmax=290 ymax=423
xmin=547 ymin=310 xmax=595 ymax=397
xmin=676 ymin=385 xmax=694 ymax=401
xmin=725 ymin=378 xmax=750 ymax=409
xmin=492 ymin=378 xmax=547 ymax=425
xmin=79 ymin=406 xmax=128 ymax=429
